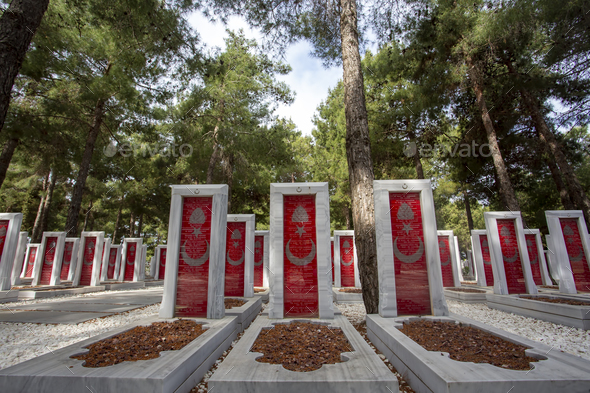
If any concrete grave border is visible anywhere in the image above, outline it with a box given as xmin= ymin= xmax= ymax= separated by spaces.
xmin=524 ymin=229 xmax=553 ymax=286
xmin=0 ymin=315 xmax=238 ymax=393
xmin=436 ymin=230 xmax=461 ymax=288
xmin=119 ymin=237 xmax=143 ymax=283
xmin=373 ymin=179 xmax=449 ymax=318
xmin=332 ymin=287 xmax=363 ymax=304
xmin=545 ymin=210 xmax=590 ymax=294
xmin=72 ymin=232 xmax=104 ymax=287
xmin=333 ymin=230 xmax=360 ymax=288
xmin=227 ymin=214 xmax=255 ymax=298
xmin=0 ymin=213 xmax=23 ymax=290
xmin=224 ymin=296 xmax=262 ymax=332
xmin=159 ymin=184 xmax=228 ymax=319
xmin=32 ymin=232 xmax=66 ymax=287
xmin=367 ymin=313 xmax=590 ymax=393
xmin=17 ymin=285 xmax=105 ymax=299
xmin=209 ymin=314 xmax=399 ymax=393
xmin=484 ymin=211 xmax=538 ymax=295
xmin=268 ymin=182 xmax=334 ymax=319
xmin=254 ymin=230 xmax=270 ymax=287
xmin=10 ymin=231 xmax=28 ymax=286
xmin=443 ymin=287 xmax=490 ymax=303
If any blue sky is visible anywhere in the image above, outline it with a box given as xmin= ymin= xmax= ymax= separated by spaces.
xmin=187 ymin=12 xmax=342 ymax=136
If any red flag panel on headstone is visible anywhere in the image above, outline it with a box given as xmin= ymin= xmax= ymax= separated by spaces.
xmin=80 ymin=237 xmax=97 ymax=286
xmin=480 ymin=235 xmax=494 ymax=286
xmin=123 ymin=242 xmax=137 ymax=281
xmin=225 ymin=221 xmax=246 ymax=297
xmin=389 ymin=192 xmax=432 ymax=315
xmin=158 ymin=247 xmax=167 ymax=280
xmin=559 ymin=218 xmax=590 ymax=292
xmin=25 ymin=246 xmax=37 ymax=277
xmin=0 ymin=220 xmax=8 ymax=266
xmin=438 ymin=235 xmax=454 ymax=287
xmin=525 ymin=234 xmax=543 ymax=286
xmin=497 ymin=220 xmax=526 ymax=294
xmin=331 ymin=240 xmax=334 ymax=283
xmin=39 ymin=236 xmax=58 ymax=285
xmin=254 ymin=235 xmax=264 ymax=287
xmin=107 ymin=248 xmax=117 ymax=279
xmin=60 ymin=241 xmax=74 ymax=281
xmin=340 ymin=236 xmax=355 ymax=287
xmin=283 ymin=195 xmax=319 ymax=317
xmin=175 ymin=197 xmax=212 ymax=317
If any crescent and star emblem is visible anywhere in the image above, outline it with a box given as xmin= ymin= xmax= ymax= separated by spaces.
xmin=526 ymin=239 xmax=538 ymax=264
xmin=564 ymin=225 xmax=584 ymax=262
xmin=181 ymin=207 xmax=210 ymax=267
xmin=500 ymin=226 xmax=518 ymax=263
xmin=226 ymin=228 xmax=245 ymax=266
xmin=341 ymin=240 xmax=353 ymax=266
xmin=254 ymin=240 xmax=263 ymax=266
xmin=439 ymin=239 xmax=450 ymax=266
xmin=84 ymin=241 xmax=95 ymax=266
xmin=285 ymin=205 xmax=316 ymax=266
xmin=482 ymin=239 xmax=491 ymax=264
xmin=392 ymin=202 xmax=424 ymax=264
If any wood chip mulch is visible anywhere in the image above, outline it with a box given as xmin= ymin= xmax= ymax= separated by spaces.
xmin=251 ymin=322 xmax=352 ymax=372
xmin=225 ymin=298 xmax=246 ymax=309
xmin=399 ymin=320 xmax=539 ymax=370
xmin=446 ymin=287 xmax=486 ymax=293
xmin=71 ymin=319 xmax=206 ymax=367
xmin=520 ymin=296 xmax=590 ymax=306
xmin=254 ymin=288 xmax=267 ymax=293
xmin=339 ymin=288 xmax=362 ymax=293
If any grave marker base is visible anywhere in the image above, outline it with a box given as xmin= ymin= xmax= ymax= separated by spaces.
xmin=0 ymin=315 xmax=238 ymax=393
xmin=367 ymin=314 xmax=590 ymax=393
xmin=253 ymin=287 xmax=269 ymax=303
xmin=101 ymin=281 xmax=145 ymax=291
xmin=209 ymin=314 xmax=398 ymax=393
xmin=17 ymin=286 xmax=105 ymax=299
xmin=332 ymin=287 xmax=364 ymax=304
xmin=0 ymin=290 xmax=18 ymax=303
xmin=224 ymin=296 xmax=262 ymax=332
xmin=443 ymin=288 xmax=491 ymax=303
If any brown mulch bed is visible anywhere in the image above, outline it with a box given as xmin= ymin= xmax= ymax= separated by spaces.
xmin=460 ymin=282 xmax=479 ymax=286
xmin=540 ymin=285 xmax=559 ymax=289
xmin=520 ymin=296 xmax=590 ymax=306
xmin=72 ymin=319 xmax=206 ymax=367
xmin=251 ymin=322 xmax=351 ymax=372
xmin=339 ymin=288 xmax=362 ymax=293
xmin=399 ymin=320 xmax=539 ymax=370
xmin=254 ymin=288 xmax=267 ymax=293
xmin=446 ymin=287 xmax=486 ymax=293
xmin=225 ymin=298 xmax=246 ymax=309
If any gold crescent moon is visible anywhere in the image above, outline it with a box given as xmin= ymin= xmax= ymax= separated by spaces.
xmin=286 ymin=238 xmax=316 ymax=266
xmin=393 ymin=236 xmax=424 ymax=264
xmin=181 ymin=240 xmax=209 ymax=267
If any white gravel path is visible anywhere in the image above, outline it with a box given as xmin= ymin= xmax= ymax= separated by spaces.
xmin=0 ymin=286 xmax=163 ymax=370
xmin=337 ymin=300 xmax=590 ymax=361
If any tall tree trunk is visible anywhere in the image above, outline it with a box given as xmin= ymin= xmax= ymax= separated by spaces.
xmin=40 ymin=168 xmax=56 ymax=232
xmin=113 ymin=201 xmax=122 ymax=243
xmin=82 ymin=200 xmax=92 ymax=232
xmin=31 ymin=171 xmax=49 ymax=243
xmin=0 ymin=137 xmax=18 ymax=188
xmin=520 ymin=90 xmax=590 ymax=221
xmin=223 ymin=151 xmax=234 ymax=213
xmin=206 ymin=100 xmax=224 ymax=184
xmin=463 ymin=186 xmax=474 ymax=231
xmin=544 ymin=151 xmax=576 ymax=210
xmin=136 ymin=213 xmax=143 ymax=238
xmin=129 ymin=211 xmax=135 ymax=237
xmin=468 ymin=63 xmax=520 ymax=212
xmin=0 ymin=0 xmax=50 ymax=133
xmin=65 ymin=99 xmax=105 ymax=236
xmin=340 ymin=0 xmax=378 ymax=313
xmin=407 ymin=129 xmax=424 ymax=179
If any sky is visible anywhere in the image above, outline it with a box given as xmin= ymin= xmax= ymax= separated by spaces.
xmin=187 ymin=12 xmax=343 ymax=136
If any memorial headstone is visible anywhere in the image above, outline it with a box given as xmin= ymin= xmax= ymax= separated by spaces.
xmin=10 ymin=232 xmax=28 ymax=286
xmin=471 ymin=230 xmax=494 ymax=287
xmin=268 ymin=182 xmax=333 ymax=319
xmin=154 ymin=245 xmax=167 ymax=280
xmin=139 ymin=244 xmax=147 ymax=281
xmin=453 ymin=236 xmax=463 ymax=282
xmin=21 ymin=243 xmax=39 ymax=278
xmin=545 ymin=210 xmax=590 ymax=294
xmin=465 ymin=250 xmax=476 ymax=280
xmin=254 ymin=230 xmax=269 ymax=287
xmin=484 ymin=212 xmax=538 ymax=295
xmin=374 ymin=179 xmax=448 ymax=317
xmin=436 ymin=230 xmax=461 ymax=287
xmin=159 ymin=184 xmax=228 ymax=319
xmin=330 ymin=236 xmax=334 ymax=284
xmin=545 ymin=234 xmax=560 ymax=284
xmin=224 ymin=214 xmax=254 ymax=297
xmin=98 ymin=238 xmax=112 ymax=282
xmin=119 ymin=238 xmax=143 ymax=282
xmin=523 ymin=229 xmax=552 ymax=286
xmin=32 ymin=232 xmax=66 ymax=286
xmin=73 ymin=232 xmax=104 ymax=287
xmin=60 ymin=238 xmax=79 ymax=282
xmin=108 ymin=245 xmax=121 ymax=280
xmin=0 ymin=213 xmax=23 ymax=290
xmin=333 ymin=230 xmax=360 ymax=288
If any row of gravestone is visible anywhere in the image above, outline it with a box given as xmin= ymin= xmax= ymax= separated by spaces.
xmin=470 ymin=210 xmax=590 ymax=295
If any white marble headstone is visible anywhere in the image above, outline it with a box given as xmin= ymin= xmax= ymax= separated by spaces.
xmin=333 ymin=230 xmax=360 ymax=288
xmin=72 ymin=232 xmax=104 ymax=287
xmin=373 ymin=179 xmax=449 ymax=318
xmin=268 ymin=182 xmax=333 ymax=319
xmin=109 ymin=244 xmax=122 ymax=281
xmin=523 ymin=229 xmax=553 ymax=286
xmin=154 ymin=245 xmax=167 ymax=280
xmin=544 ymin=234 xmax=560 ymax=284
xmin=21 ymin=243 xmax=40 ymax=279
xmin=0 ymin=213 xmax=23 ymax=290
xmin=10 ymin=232 xmax=28 ymax=286
xmin=436 ymin=230 xmax=461 ymax=287
xmin=159 ymin=185 xmax=228 ymax=319
xmin=62 ymin=237 xmax=80 ymax=282
xmin=545 ymin=210 xmax=590 ymax=294
xmin=226 ymin=214 xmax=255 ymax=298
xmin=99 ymin=238 xmax=112 ymax=282
xmin=254 ymin=230 xmax=270 ymax=287
xmin=32 ymin=232 xmax=66 ymax=286
xmin=119 ymin=238 xmax=143 ymax=282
